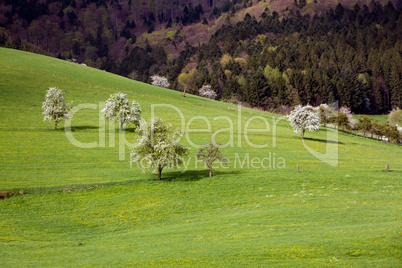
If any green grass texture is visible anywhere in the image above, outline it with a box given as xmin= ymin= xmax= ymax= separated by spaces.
xmin=0 ymin=47 xmax=400 ymax=266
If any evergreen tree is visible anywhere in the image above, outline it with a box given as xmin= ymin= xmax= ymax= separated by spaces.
xmin=389 ymin=66 xmax=402 ymax=109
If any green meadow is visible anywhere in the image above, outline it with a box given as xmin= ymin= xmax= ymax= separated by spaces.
xmin=354 ymin=114 xmax=389 ymax=124
xmin=0 ymin=47 xmax=400 ymax=266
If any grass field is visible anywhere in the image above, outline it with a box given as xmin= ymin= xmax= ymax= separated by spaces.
xmin=354 ymin=114 xmax=389 ymax=124
xmin=0 ymin=48 xmax=401 ymax=266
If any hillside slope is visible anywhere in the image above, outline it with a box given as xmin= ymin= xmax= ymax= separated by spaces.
xmin=0 ymin=48 xmax=400 ymax=266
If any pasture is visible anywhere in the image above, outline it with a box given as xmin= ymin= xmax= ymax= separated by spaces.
xmin=0 ymin=48 xmax=400 ymax=266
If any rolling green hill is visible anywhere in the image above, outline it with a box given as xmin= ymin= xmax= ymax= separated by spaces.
xmin=0 ymin=48 xmax=400 ymax=266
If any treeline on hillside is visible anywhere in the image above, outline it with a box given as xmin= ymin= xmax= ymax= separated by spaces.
xmin=0 ymin=1 xmax=401 ymax=114
xmin=0 ymin=0 xmax=235 ymax=60
xmin=163 ymin=2 xmax=401 ymax=114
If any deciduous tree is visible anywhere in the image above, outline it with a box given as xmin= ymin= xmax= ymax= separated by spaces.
xmin=198 ymin=85 xmax=217 ymax=99
xmin=178 ymin=68 xmax=197 ymax=97
xmin=315 ymin=103 xmax=336 ymax=127
xmin=382 ymin=123 xmax=401 ymax=144
xmin=388 ymin=107 xmax=402 ymax=127
xmin=288 ymin=105 xmax=320 ymax=139
xmin=102 ymin=92 xmax=141 ymax=131
xmin=357 ymin=116 xmax=372 ymax=137
xmin=197 ymin=139 xmax=228 ymax=177
xmin=151 ymin=75 xmax=170 ymax=88
xmin=335 ymin=112 xmax=350 ymax=131
xmin=130 ymin=117 xmax=189 ymax=180
xmin=337 ymin=106 xmax=356 ymax=130
xmin=42 ymin=87 xmax=72 ymax=130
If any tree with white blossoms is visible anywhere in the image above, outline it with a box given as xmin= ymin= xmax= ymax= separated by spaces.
xmin=151 ymin=75 xmax=170 ymax=88
xmin=102 ymin=92 xmax=141 ymax=131
xmin=288 ymin=105 xmax=320 ymax=139
xmin=42 ymin=87 xmax=72 ymax=130
xmin=130 ymin=117 xmax=189 ymax=181
xmin=198 ymin=85 xmax=217 ymax=99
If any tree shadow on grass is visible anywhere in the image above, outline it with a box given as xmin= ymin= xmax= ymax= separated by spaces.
xmin=161 ymin=169 xmax=242 ymax=182
xmin=302 ymin=137 xmax=344 ymax=145
xmin=60 ymin=126 xmax=100 ymax=132
xmin=19 ymin=170 xmax=243 ymax=196
xmin=123 ymin=127 xmax=138 ymax=133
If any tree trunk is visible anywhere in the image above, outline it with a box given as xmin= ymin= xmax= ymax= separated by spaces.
xmin=54 ymin=122 xmax=57 ymax=130
xmin=209 ymin=165 xmax=212 ymax=177
xmin=182 ymin=89 xmax=186 ymax=97
xmin=157 ymin=167 xmax=162 ymax=181
xmin=301 ymin=129 xmax=305 ymax=139
xmin=120 ymin=121 xmax=124 ymax=131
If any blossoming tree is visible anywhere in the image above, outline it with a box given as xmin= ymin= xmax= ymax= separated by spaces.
xmin=198 ymin=85 xmax=217 ymax=99
xmin=42 ymin=87 xmax=72 ymax=130
xmin=151 ymin=75 xmax=170 ymax=88
xmin=288 ymin=104 xmax=320 ymax=139
xmin=130 ymin=117 xmax=189 ymax=180
xmin=102 ymin=92 xmax=141 ymax=131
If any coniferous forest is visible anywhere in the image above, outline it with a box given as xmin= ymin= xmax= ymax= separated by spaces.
xmin=189 ymin=2 xmax=402 ymax=114
xmin=0 ymin=0 xmax=401 ymax=114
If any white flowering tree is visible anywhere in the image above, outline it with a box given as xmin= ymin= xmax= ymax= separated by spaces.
xmin=288 ymin=105 xmax=320 ymax=139
xmin=151 ymin=75 xmax=170 ymax=88
xmin=42 ymin=87 xmax=72 ymax=130
xmin=198 ymin=85 xmax=217 ymax=99
xmin=102 ymin=92 xmax=141 ymax=131
xmin=130 ymin=117 xmax=189 ymax=180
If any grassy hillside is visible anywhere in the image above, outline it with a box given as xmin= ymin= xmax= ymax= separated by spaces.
xmin=0 ymin=48 xmax=400 ymax=266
